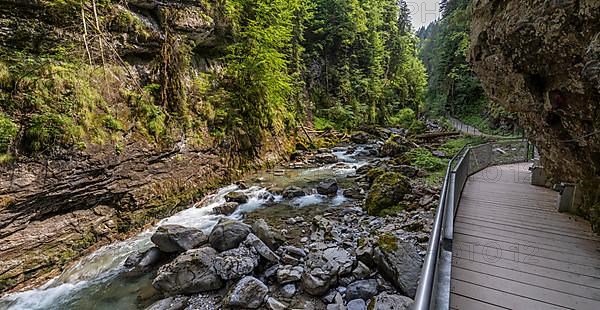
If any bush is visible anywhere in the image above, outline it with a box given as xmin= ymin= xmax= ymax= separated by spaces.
xmin=0 ymin=113 xmax=18 ymax=153
xmin=404 ymin=148 xmax=446 ymax=172
xmin=389 ymin=108 xmax=416 ymax=128
xmin=24 ymin=113 xmax=76 ymax=153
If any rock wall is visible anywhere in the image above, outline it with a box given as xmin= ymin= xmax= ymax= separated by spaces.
xmin=470 ymin=0 xmax=600 ymax=232
xmin=0 ymin=0 xmax=289 ymax=292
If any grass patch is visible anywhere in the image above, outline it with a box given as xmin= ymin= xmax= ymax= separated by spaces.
xmin=404 ymin=148 xmax=447 ymax=172
xmin=439 ymin=136 xmax=486 ymax=157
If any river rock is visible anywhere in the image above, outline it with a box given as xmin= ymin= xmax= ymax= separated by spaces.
xmin=145 ymin=296 xmax=188 ymax=310
xmin=380 ymin=135 xmax=411 ymax=157
xmin=252 ymin=218 xmax=279 ymax=250
xmin=302 ymin=267 xmax=337 ymax=296
xmin=224 ymin=276 xmax=268 ymax=309
xmin=137 ymin=247 xmax=168 ymax=272
xmin=266 ymin=297 xmax=287 ymax=310
xmin=347 ymin=299 xmax=367 ymax=310
xmin=244 ymin=233 xmax=280 ymax=262
xmin=364 ymin=172 xmax=411 ymax=216
xmin=124 ymin=251 xmax=145 ymax=268
xmin=281 ymin=283 xmax=297 ymax=297
xmin=225 ymin=191 xmax=249 ymax=204
xmin=346 ymin=279 xmax=378 ymax=301
xmin=314 ymin=153 xmax=338 ymax=164
xmin=374 ymin=238 xmax=422 ymax=298
xmin=351 ymin=262 xmax=371 ymax=280
xmin=151 ymin=225 xmax=208 ymax=253
xmin=152 ymin=247 xmax=223 ymax=295
xmin=343 ymin=188 xmax=364 ymax=199
xmin=209 ymin=218 xmax=251 ymax=252
xmin=282 ymin=186 xmax=306 ymax=198
xmin=301 ymin=246 xmax=354 ymax=296
xmin=370 ymin=292 xmax=413 ymax=309
xmin=212 ymin=244 xmax=259 ymax=280
xmin=351 ymin=131 xmax=370 ymax=144
xmin=277 ymin=265 xmax=304 ymax=284
xmin=317 ymin=179 xmax=339 ymax=196
xmin=213 ymin=202 xmax=239 ymax=215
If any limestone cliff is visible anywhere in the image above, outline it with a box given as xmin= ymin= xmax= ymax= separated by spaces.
xmin=470 ymin=0 xmax=600 ymax=231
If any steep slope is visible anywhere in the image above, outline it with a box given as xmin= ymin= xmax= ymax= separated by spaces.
xmin=470 ymin=0 xmax=600 ymax=231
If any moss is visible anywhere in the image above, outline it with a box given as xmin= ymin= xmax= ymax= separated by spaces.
xmin=0 ymin=113 xmax=18 ymax=153
xmin=24 ymin=112 xmax=77 ymax=153
xmin=365 ymin=172 xmax=411 ymax=216
xmin=366 ymin=167 xmax=385 ymax=184
xmin=378 ymin=203 xmax=409 ymax=217
xmin=377 ymin=233 xmax=398 ymax=252
xmin=111 ymin=8 xmax=152 ymax=39
xmin=103 ymin=115 xmax=124 ymax=132
xmin=380 ymin=134 xmax=410 ymax=157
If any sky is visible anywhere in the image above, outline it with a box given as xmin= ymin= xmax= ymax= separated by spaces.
xmin=407 ymin=0 xmax=442 ymax=30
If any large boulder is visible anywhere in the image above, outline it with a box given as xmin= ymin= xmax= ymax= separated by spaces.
xmin=151 ymin=225 xmax=208 ymax=253
xmin=302 ymin=246 xmax=355 ymax=296
xmin=370 ymin=292 xmax=414 ymax=309
xmin=373 ymin=236 xmax=422 ymax=298
xmin=317 ymin=179 xmax=339 ymax=196
xmin=380 ymin=135 xmax=411 ymax=157
xmin=213 ymin=202 xmax=239 ymax=215
xmin=152 ymin=247 xmax=223 ymax=295
xmin=252 ymin=219 xmax=280 ymax=250
xmin=351 ymin=131 xmax=371 ymax=144
xmin=282 ymin=186 xmax=306 ymax=199
xmin=225 ymin=191 xmax=249 ymax=204
xmin=209 ymin=218 xmax=251 ymax=252
xmin=145 ymin=296 xmax=189 ymax=310
xmin=346 ymin=279 xmax=378 ymax=301
xmin=244 ymin=233 xmax=280 ymax=262
xmin=364 ymin=172 xmax=411 ymax=216
xmin=224 ymin=276 xmax=268 ymax=309
xmin=212 ymin=244 xmax=259 ymax=280
xmin=314 ymin=153 xmax=338 ymax=164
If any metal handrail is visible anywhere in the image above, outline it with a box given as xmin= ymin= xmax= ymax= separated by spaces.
xmin=413 ymin=138 xmax=530 ymax=310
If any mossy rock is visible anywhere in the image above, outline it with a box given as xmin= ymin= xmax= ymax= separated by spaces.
xmin=365 ymin=167 xmax=385 ymax=184
xmin=365 ymin=172 xmax=411 ymax=216
xmin=380 ymin=135 xmax=410 ymax=157
xmin=377 ymin=233 xmax=399 ymax=253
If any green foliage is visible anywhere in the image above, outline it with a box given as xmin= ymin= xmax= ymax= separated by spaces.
xmin=129 ymin=87 xmax=167 ymax=141
xmin=404 ymin=148 xmax=447 ymax=172
xmin=313 ymin=116 xmax=335 ymax=131
xmin=0 ymin=113 xmax=18 ymax=153
xmin=439 ymin=136 xmax=485 ymax=157
xmin=24 ymin=112 xmax=76 ymax=153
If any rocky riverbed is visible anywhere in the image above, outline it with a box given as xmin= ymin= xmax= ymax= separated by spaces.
xmin=0 ymin=128 xmax=443 ymax=310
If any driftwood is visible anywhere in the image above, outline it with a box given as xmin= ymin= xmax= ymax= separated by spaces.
xmin=414 ymin=131 xmax=460 ymax=140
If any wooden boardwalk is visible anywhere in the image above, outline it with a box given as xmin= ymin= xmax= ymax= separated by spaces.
xmin=450 ymin=163 xmax=600 ymax=310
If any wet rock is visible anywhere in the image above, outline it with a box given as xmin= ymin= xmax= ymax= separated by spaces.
xmin=209 ymin=218 xmax=251 ymax=252
xmin=266 ymin=297 xmax=287 ymax=310
xmin=252 ymin=219 xmax=279 ymax=250
xmin=282 ymin=186 xmax=306 ymax=198
xmin=244 ymin=233 xmax=280 ymax=262
xmin=343 ymin=188 xmax=364 ymax=199
xmin=124 ymin=251 xmax=145 ymax=268
xmin=146 ymin=296 xmax=189 ymax=310
xmin=347 ymin=299 xmax=366 ymax=310
xmin=315 ymin=153 xmax=338 ymax=164
xmin=136 ymin=247 xmax=168 ymax=272
xmin=281 ymin=283 xmax=297 ymax=297
xmin=370 ymin=292 xmax=413 ymax=309
xmin=277 ymin=265 xmax=304 ymax=284
xmin=225 ymin=191 xmax=249 ymax=204
xmin=151 ymin=225 xmax=208 ymax=253
xmin=346 ymin=279 xmax=378 ymax=301
xmin=351 ymin=262 xmax=371 ymax=280
xmin=374 ymin=237 xmax=422 ymax=298
xmin=212 ymin=244 xmax=259 ymax=280
xmin=152 ymin=247 xmax=223 ymax=295
xmin=351 ymin=131 xmax=371 ymax=144
xmin=224 ymin=276 xmax=268 ymax=309
xmin=213 ymin=202 xmax=239 ymax=215
xmin=317 ymin=179 xmax=339 ymax=196
xmin=364 ymin=172 xmax=411 ymax=216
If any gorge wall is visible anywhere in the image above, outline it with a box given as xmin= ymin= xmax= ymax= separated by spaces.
xmin=0 ymin=0 xmax=291 ymax=292
xmin=470 ymin=0 xmax=600 ymax=231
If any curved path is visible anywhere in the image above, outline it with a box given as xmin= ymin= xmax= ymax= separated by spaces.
xmin=450 ymin=163 xmax=600 ymax=309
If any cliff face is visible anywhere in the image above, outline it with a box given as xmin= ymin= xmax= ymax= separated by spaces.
xmin=0 ymin=0 xmax=289 ymax=292
xmin=470 ymin=0 xmax=600 ymax=231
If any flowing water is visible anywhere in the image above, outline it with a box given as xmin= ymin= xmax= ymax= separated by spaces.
xmin=0 ymin=146 xmax=375 ymax=310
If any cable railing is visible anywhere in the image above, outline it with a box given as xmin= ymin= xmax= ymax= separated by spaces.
xmin=413 ymin=138 xmax=532 ymax=310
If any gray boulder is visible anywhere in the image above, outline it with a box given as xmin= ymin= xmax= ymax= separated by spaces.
xmin=317 ymin=179 xmax=339 ymax=196
xmin=346 ymin=279 xmax=378 ymax=301
xmin=152 ymin=247 xmax=223 ymax=295
xmin=277 ymin=265 xmax=304 ymax=284
xmin=315 ymin=153 xmax=338 ymax=164
xmin=370 ymin=292 xmax=413 ymax=310
xmin=209 ymin=218 xmax=251 ymax=252
xmin=347 ymin=299 xmax=367 ymax=310
xmin=244 ymin=233 xmax=280 ymax=262
xmin=137 ymin=247 xmax=167 ymax=272
xmin=302 ymin=267 xmax=337 ymax=296
xmin=374 ymin=239 xmax=422 ymax=298
xmin=301 ymin=246 xmax=355 ymax=296
xmin=151 ymin=225 xmax=208 ymax=253
xmin=213 ymin=202 xmax=239 ymax=215
xmin=252 ymin=219 xmax=279 ymax=250
xmin=225 ymin=191 xmax=249 ymax=204
xmin=145 ymin=296 xmax=188 ymax=310
xmin=212 ymin=244 xmax=259 ymax=280
xmin=224 ymin=276 xmax=268 ymax=309
xmin=282 ymin=186 xmax=306 ymax=198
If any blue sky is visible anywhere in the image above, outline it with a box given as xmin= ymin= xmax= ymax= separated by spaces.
xmin=407 ymin=0 xmax=441 ymax=29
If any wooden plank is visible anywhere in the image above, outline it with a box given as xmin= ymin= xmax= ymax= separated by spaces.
xmin=450 ymin=278 xmax=567 ymax=310
xmin=450 ymin=293 xmax=510 ymax=310
xmin=453 ymin=223 xmax=600 ymax=258
xmin=455 ymin=216 xmax=600 ymax=246
xmin=453 ymin=232 xmax=600 ymax=268
xmin=452 ymin=257 xmax=600 ymax=300
xmin=452 ymin=267 xmax=600 ymax=309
